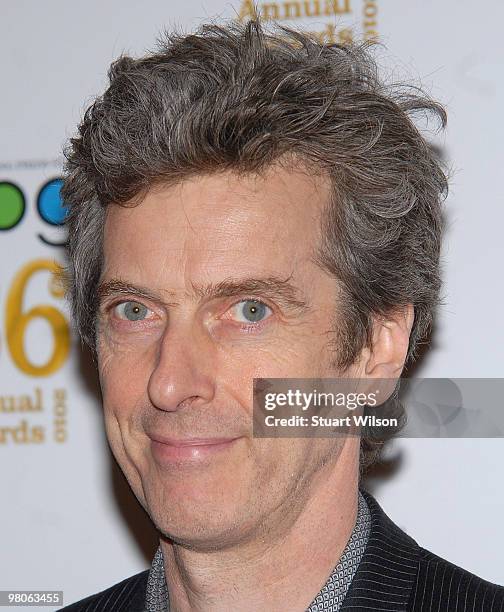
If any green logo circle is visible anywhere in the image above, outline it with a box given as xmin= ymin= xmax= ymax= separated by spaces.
xmin=0 ymin=182 xmax=26 ymax=230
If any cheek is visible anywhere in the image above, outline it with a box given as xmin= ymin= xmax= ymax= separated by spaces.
xmin=222 ymin=342 xmax=300 ymax=372
xmin=248 ymin=438 xmax=342 ymax=507
xmin=98 ymin=326 xmax=155 ymax=384
xmin=216 ymin=335 xmax=329 ymax=392
xmin=98 ymin=351 xmax=150 ymax=489
xmin=214 ymin=341 xmax=333 ymax=426
xmin=215 ymin=345 xmax=299 ymax=419
xmin=98 ymin=342 xmax=153 ymax=427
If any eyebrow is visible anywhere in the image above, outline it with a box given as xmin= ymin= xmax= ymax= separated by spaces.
xmin=96 ymin=275 xmax=310 ymax=314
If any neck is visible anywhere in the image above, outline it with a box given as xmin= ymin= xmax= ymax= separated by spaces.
xmin=159 ymin=438 xmax=360 ymax=612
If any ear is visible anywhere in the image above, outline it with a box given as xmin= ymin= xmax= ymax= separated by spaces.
xmin=360 ymin=304 xmax=415 ymax=378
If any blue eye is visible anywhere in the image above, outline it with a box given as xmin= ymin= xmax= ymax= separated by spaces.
xmin=115 ymin=302 xmax=149 ymax=321
xmin=233 ymin=300 xmax=271 ymax=323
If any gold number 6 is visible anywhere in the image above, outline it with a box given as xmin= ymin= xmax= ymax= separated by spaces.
xmin=5 ymin=259 xmax=70 ymax=376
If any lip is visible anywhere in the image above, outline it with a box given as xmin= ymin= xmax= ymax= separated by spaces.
xmin=149 ymin=435 xmax=241 ymax=463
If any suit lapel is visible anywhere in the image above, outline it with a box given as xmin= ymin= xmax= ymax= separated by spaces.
xmin=340 ymin=490 xmax=421 ymax=611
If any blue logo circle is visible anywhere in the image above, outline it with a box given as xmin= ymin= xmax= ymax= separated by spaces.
xmin=37 ymin=178 xmax=68 ymax=226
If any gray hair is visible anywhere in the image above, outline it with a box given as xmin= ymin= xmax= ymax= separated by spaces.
xmin=62 ymin=19 xmax=448 ymax=471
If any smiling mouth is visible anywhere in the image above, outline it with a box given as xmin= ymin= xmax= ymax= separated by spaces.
xmin=149 ymin=435 xmax=242 ymax=463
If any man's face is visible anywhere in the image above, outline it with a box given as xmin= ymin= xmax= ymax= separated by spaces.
xmin=97 ymin=165 xmax=361 ymax=550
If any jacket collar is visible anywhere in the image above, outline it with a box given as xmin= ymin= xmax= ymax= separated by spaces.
xmin=340 ymin=489 xmax=421 ymax=610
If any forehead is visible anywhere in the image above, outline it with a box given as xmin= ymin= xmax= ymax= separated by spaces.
xmin=102 ymin=165 xmax=331 ymax=285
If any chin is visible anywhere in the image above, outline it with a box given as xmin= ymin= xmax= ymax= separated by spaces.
xmin=152 ymin=508 xmax=254 ymax=552
xmin=145 ymin=482 xmax=266 ymax=552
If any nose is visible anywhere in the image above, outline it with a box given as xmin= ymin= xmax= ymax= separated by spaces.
xmin=147 ymin=322 xmax=216 ymax=412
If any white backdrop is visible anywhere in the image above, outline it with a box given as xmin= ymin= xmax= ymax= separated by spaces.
xmin=1 ymin=1 xmax=503 ymax=609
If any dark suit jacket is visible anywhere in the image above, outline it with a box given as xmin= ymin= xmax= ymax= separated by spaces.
xmin=59 ymin=491 xmax=504 ymax=611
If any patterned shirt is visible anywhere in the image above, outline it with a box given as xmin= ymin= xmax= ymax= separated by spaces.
xmin=145 ymin=491 xmax=371 ymax=612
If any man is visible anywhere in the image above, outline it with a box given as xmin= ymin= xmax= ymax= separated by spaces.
xmin=59 ymin=19 xmax=503 ymax=612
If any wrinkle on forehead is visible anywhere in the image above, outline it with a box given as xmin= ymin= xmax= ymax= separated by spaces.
xmin=101 ymin=164 xmax=332 ymax=297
